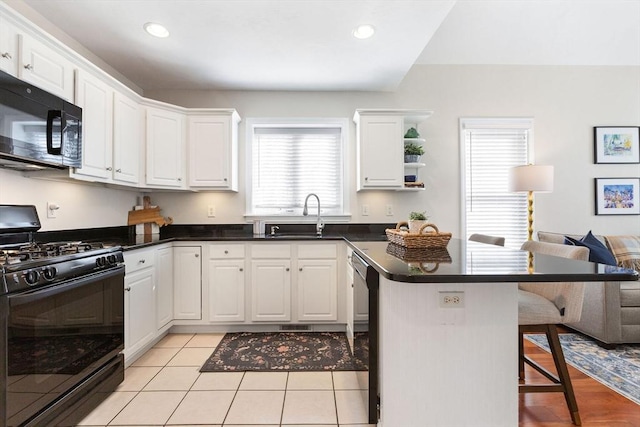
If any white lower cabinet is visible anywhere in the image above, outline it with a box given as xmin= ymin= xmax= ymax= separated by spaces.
xmin=173 ymin=246 xmax=202 ymax=320
xmin=208 ymin=243 xmax=246 ymax=322
xmin=123 ymin=248 xmax=156 ymax=360
xmin=251 ymin=259 xmax=292 ymax=322
xmin=296 ymin=243 xmax=338 ymax=322
xmin=156 ymin=246 xmax=174 ymax=330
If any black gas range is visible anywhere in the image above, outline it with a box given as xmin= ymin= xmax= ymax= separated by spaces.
xmin=0 ymin=205 xmax=125 ymax=427
xmin=1 ymin=240 xmax=123 ymax=295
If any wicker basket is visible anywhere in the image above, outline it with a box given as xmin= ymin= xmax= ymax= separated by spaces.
xmin=385 ymin=221 xmax=452 ymax=248
xmin=386 ymin=243 xmax=452 ymax=263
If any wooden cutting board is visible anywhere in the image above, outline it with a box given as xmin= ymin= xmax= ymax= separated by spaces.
xmin=127 ymin=207 xmax=173 ymax=227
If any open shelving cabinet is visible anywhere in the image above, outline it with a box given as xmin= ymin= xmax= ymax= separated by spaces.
xmin=354 ymin=109 xmax=433 ymax=191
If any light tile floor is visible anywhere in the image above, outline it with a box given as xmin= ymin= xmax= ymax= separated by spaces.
xmin=79 ymin=333 xmax=375 ymax=427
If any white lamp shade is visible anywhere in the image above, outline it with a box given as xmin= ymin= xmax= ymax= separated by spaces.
xmin=508 ymin=165 xmax=554 ymax=192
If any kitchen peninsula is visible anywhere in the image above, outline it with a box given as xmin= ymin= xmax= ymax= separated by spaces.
xmin=349 ymin=239 xmax=638 ymax=427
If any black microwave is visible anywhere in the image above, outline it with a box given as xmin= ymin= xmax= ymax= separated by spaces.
xmin=0 ymin=69 xmax=82 ymax=170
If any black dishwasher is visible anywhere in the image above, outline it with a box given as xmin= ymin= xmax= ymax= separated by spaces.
xmin=352 ymin=251 xmax=379 ymax=424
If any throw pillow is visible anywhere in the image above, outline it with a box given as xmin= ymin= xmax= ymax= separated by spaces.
xmin=564 ymin=231 xmax=618 ymax=265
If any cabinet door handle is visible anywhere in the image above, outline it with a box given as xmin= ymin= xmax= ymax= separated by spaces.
xmin=116 ymin=168 xmax=122 ymax=173
xmin=24 ymin=63 xmax=33 ymax=70
xmin=1 ymin=52 xmax=12 ymax=59
xmin=125 ymin=287 xmax=131 ymax=292
xmin=139 ymin=259 xmax=145 ymax=264
xmin=106 ymin=166 xmax=113 ymax=171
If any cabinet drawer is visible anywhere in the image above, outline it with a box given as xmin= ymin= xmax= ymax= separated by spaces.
xmin=251 ymin=244 xmax=291 ymax=259
xmin=124 ymin=249 xmax=155 ymax=274
xmin=209 ymin=244 xmax=245 ymax=259
xmin=297 ymin=243 xmax=337 ymax=259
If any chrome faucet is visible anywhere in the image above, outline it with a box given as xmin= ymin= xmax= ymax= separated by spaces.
xmin=303 ymin=193 xmax=324 ymax=236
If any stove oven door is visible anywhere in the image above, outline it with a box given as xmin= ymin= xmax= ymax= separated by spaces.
xmin=2 ymin=267 xmax=124 ymax=427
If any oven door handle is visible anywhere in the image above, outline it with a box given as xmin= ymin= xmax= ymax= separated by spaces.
xmin=8 ymin=267 xmax=124 ymax=307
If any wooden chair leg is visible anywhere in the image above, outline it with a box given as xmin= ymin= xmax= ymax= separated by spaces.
xmin=546 ymin=324 xmax=581 ymax=426
xmin=518 ymin=329 xmax=525 ymax=381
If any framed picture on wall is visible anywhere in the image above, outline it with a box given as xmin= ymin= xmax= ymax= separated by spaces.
xmin=594 ymin=126 xmax=640 ymax=164
xmin=595 ymin=178 xmax=640 ymax=215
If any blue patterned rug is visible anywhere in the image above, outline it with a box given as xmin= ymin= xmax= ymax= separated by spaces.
xmin=525 ymin=333 xmax=640 ymax=404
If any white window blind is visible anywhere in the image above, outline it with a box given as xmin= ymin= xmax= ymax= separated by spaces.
xmin=249 ymin=123 xmax=345 ymax=216
xmin=461 ymin=119 xmax=532 ymax=255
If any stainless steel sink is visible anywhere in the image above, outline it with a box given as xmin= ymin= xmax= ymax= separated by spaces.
xmin=266 ymin=233 xmax=322 ymax=240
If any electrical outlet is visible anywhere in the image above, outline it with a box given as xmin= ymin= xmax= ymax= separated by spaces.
xmin=47 ymin=202 xmax=59 ymax=219
xmin=362 ymin=204 xmax=370 ymax=216
xmin=439 ymin=291 xmax=465 ymax=308
xmin=207 ymin=205 xmax=216 ymax=218
xmin=385 ymin=204 xmax=393 ymax=216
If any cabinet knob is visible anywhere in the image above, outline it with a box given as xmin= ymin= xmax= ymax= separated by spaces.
xmin=125 ymin=287 xmax=131 ymax=292
xmin=24 ymin=63 xmax=33 ymax=70
xmin=286 ymin=267 xmax=290 ymax=272
xmin=116 ymin=168 xmax=122 ymax=173
xmin=139 ymin=259 xmax=145 ymax=264
xmin=364 ymin=177 xmax=369 ymax=181
xmin=299 ymin=267 xmax=303 ymax=271
xmin=195 ymin=254 xmax=199 ymax=258
xmin=224 ymin=178 xmax=227 ymax=181
xmin=224 ymin=250 xmax=229 ymax=254
xmin=1 ymin=52 xmax=12 ymax=59
xmin=106 ymin=166 xmax=113 ymax=171
xmin=177 ymin=177 xmax=182 ymax=182
xmin=239 ymin=267 xmax=244 ymax=272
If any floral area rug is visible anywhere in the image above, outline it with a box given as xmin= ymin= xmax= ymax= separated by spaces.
xmin=525 ymin=333 xmax=640 ymax=404
xmin=200 ymin=332 xmax=365 ymax=372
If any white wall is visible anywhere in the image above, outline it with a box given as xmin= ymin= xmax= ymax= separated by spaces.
xmin=0 ymin=170 xmax=140 ymax=231
xmin=147 ymin=64 xmax=640 ymax=237
xmin=1 ymin=64 xmax=638 ymax=236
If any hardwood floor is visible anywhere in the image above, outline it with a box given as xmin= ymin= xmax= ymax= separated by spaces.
xmin=519 ymin=332 xmax=640 ymax=426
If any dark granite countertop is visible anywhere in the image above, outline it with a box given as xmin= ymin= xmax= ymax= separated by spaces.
xmin=32 ymin=223 xmax=392 ymax=250
xmin=348 ymin=239 xmax=639 ymax=283
xmin=30 ymin=225 xmax=637 ymax=284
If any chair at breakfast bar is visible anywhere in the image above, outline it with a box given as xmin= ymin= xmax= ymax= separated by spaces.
xmin=468 ymin=233 xmax=505 ymax=246
xmin=518 ymin=240 xmax=589 ymax=426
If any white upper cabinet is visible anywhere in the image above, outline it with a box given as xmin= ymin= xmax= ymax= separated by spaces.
xmin=354 ymin=109 xmax=433 ymax=191
xmin=18 ymin=33 xmax=75 ymax=101
xmin=0 ymin=16 xmax=19 ymax=75
xmin=146 ymin=105 xmax=186 ymax=188
xmin=72 ymin=69 xmax=113 ymax=180
xmin=187 ymin=110 xmax=240 ymax=190
xmin=112 ymin=91 xmax=142 ymax=185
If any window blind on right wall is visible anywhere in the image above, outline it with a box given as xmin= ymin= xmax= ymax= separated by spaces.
xmin=460 ymin=118 xmax=532 ymax=258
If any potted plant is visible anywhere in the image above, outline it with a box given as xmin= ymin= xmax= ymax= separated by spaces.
xmin=408 ymin=211 xmax=428 ymax=233
xmin=404 ymin=142 xmax=424 ymax=163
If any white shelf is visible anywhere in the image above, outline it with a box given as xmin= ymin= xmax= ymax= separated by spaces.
xmin=397 ymin=186 xmax=425 ymax=192
xmin=404 ymin=138 xmax=426 ymax=144
xmin=404 ymin=162 xmax=426 ymax=168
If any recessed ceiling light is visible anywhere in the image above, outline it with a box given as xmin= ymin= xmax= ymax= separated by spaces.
xmin=353 ymin=24 xmax=375 ymax=39
xmin=144 ymin=22 xmax=169 ymax=38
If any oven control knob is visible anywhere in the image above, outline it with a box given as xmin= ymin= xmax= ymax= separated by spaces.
xmin=107 ymin=255 xmax=117 ymax=265
xmin=42 ymin=266 xmax=57 ymax=281
xmin=24 ymin=270 xmax=39 ymax=285
xmin=96 ymin=257 xmax=107 ymax=267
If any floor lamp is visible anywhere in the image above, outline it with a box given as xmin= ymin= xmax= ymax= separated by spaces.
xmin=509 ymin=164 xmax=554 ymax=268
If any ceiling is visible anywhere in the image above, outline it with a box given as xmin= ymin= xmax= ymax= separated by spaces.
xmin=12 ymin=0 xmax=640 ymax=92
